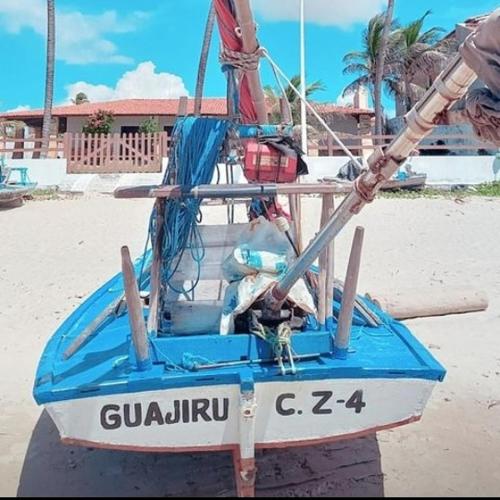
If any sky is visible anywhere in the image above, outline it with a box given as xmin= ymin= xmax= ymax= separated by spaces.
xmin=0 ymin=0 xmax=498 ymax=114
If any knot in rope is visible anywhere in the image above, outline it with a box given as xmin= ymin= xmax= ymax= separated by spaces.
xmin=250 ymin=321 xmax=296 ymax=375
xmin=220 ymin=46 xmax=264 ymax=72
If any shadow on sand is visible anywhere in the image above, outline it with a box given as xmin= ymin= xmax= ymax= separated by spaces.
xmin=0 ymin=198 xmax=25 ymax=211
xmin=17 ymin=411 xmax=385 ymax=497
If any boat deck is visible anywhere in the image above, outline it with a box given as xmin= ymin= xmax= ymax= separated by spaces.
xmin=34 ymin=267 xmax=446 ymax=405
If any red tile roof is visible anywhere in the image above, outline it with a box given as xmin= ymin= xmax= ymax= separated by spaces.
xmin=0 ymin=98 xmax=373 ymax=120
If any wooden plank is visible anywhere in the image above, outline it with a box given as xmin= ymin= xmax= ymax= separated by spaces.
xmin=114 ymin=182 xmax=352 ymax=200
xmin=91 ymin=134 xmax=97 ymax=168
xmin=141 ymin=133 xmax=146 ymax=167
xmin=169 ymin=300 xmax=223 ymax=335
xmin=63 ymin=295 xmax=124 ymax=360
xmin=161 ymin=131 xmax=168 ymax=157
xmin=134 ymin=133 xmax=139 ymax=170
xmin=105 ymin=132 xmax=111 ymax=167
xmin=317 ymin=194 xmax=333 ymax=327
xmin=113 ymin=133 xmax=120 ymax=170
xmin=62 ymin=133 xmax=69 ymax=161
xmin=324 ymin=195 xmax=335 ymax=326
xmin=147 ymin=199 xmax=165 ymax=337
xmin=99 ymin=133 xmax=105 ymax=167
xmin=80 ymin=133 xmax=86 ymax=170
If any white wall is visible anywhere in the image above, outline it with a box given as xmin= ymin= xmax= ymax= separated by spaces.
xmin=67 ymin=116 xmax=176 ymax=134
xmin=302 ymin=155 xmax=500 ymax=186
xmin=5 ymin=155 xmax=499 ymax=191
xmin=6 ymin=159 xmax=66 ymax=187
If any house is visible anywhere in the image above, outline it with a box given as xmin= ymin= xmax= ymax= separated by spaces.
xmin=0 ymin=97 xmax=373 ymax=144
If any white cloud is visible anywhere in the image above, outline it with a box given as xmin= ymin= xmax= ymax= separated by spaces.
xmin=6 ymin=105 xmax=31 ymax=112
xmin=0 ymin=0 xmax=148 ymax=64
xmin=251 ymin=0 xmax=386 ymax=27
xmin=64 ymin=62 xmax=189 ymax=103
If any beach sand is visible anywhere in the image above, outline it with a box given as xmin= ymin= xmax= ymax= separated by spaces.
xmin=0 ymin=194 xmax=499 ymax=497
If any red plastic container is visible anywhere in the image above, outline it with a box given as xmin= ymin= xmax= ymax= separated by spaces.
xmin=243 ymin=140 xmax=298 ymax=183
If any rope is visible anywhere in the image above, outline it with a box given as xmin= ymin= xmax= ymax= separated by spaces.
xmin=262 ymin=49 xmax=365 ymax=170
xmin=220 ymin=45 xmax=264 ymax=72
xmin=151 ymin=117 xmax=230 ymax=297
xmin=251 ymin=321 xmax=296 ymax=375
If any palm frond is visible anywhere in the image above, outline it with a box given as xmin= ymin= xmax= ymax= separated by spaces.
xmin=342 ymin=76 xmax=371 ymax=97
xmin=342 ymin=63 xmax=371 ymax=76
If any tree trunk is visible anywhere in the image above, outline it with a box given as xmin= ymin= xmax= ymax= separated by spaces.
xmin=403 ymin=70 xmax=412 ymax=114
xmin=41 ymin=0 xmax=56 ymax=159
xmin=194 ymin=1 xmax=215 ymax=116
xmin=374 ymin=0 xmax=395 ymax=142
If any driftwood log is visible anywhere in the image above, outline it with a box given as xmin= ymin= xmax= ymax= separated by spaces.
xmin=365 ymin=287 xmax=489 ymax=320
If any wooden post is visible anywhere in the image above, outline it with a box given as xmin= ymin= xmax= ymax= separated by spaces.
xmin=105 ymin=132 xmax=112 ymax=169
xmin=178 ymin=96 xmax=188 ymax=117
xmin=288 ymin=194 xmax=303 ymax=253
xmin=147 ymin=199 xmax=165 ymax=337
xmin=317 ymin=195 xmax=329 ymax=328
xmin=113 ymin=133 xmax=120 ymax=171
xmin=12 ymin=128 xmax=24 ymax=160
xmin=80 ymin=133 xmax=85 ymax=170
xmin=327 ymin=134 xmax=334 ymax=156
xmin=121 ymin=246 xmax=152 ymax=371
xmin=334 ymin=227 xmax=364 ymax=359
xmin=323 ymin=195 xmax=335 ymax=330
xmin=280 ymin=96 xmax=292 ymax=125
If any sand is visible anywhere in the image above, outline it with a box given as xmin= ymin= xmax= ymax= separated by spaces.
xmin=0 ymin=193 xmax=499 ymax=497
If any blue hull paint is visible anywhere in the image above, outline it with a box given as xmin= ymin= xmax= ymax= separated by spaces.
xmin=33 ymin=262 xmax=446 ymax=406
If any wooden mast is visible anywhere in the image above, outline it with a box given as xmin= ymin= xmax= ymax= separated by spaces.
xmin=232 ymin=0 xmax=268 ymax=124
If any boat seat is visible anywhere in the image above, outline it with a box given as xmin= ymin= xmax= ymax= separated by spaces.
xmin=0 ymin=167 xmax=11 ymax=184
xmin=165 ymin=223 xmax=247 ymax=335
xmin=10 ymin=167 xmax=29 ymax=184
xmin=170 ymin=223 xmax=248 ymax=282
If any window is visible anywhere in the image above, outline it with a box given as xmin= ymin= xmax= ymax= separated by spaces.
xmin=121 ymin=126 xmax=140 ymax=135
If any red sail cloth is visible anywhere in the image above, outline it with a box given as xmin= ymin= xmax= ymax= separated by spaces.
xmin=214 ymin=0 xmax=258 ymax=124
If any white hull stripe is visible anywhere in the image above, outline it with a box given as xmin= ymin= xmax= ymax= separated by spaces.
xmin=46 ymin=378 xmax=436 ymax=449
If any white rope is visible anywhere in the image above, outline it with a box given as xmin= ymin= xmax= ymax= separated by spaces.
xmin=262 ymin=49 xmax=365 ymax=170
xmin=269 ymin=61 xmax=294 ymax=125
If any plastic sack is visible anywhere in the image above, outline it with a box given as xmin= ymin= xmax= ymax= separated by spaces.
xmin=220 ymin=216 xmax=316 ymax=335
xmin=222 ymin=216 xmax=293 ymax=282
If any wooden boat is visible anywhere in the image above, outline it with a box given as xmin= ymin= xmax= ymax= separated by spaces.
xmin=0 ymin=165 xmax=37 ymax=205
xmin=33 ymin=2 xmax=496 ymax=496
xmin=383 ymin=174 xmax=427 ymax=191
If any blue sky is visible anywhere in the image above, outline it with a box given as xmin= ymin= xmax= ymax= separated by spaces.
xmin=0 ymin=0 xmax=498 ymax=113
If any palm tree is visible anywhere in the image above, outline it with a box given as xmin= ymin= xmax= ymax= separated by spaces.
xmin=72 ymin=92 xmax=89 ymax=105
xmin=342 ymin=13 xmax=398 ymax=107
xmin=41 ymin=0 xmax=55 ymax=159
xmin=374 ymin=0 xmax=396 ymax=139
xmin=388 ymin=11 xmax=447 ymax=115
xmin=264 ymin=75 xmax=325 ymax=124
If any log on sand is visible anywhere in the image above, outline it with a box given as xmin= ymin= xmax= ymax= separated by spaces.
xmin=365 ymin=287 xmax=489 ymax=320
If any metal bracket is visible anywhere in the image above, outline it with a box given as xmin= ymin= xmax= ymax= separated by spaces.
xmin=233 ymin=369 xmax=257 ymax=497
